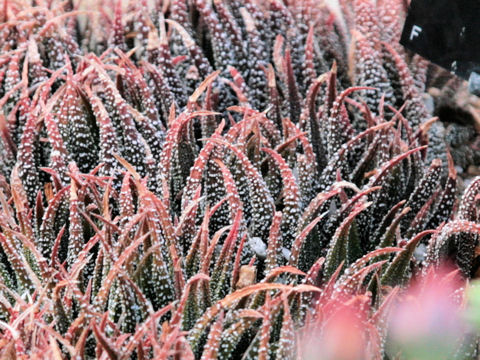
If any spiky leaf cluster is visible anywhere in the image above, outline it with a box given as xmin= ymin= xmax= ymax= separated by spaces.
xmin=0 ymin=0 xmax=479 ymax=359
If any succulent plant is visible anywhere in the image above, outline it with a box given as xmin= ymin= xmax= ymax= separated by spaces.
xmin=0 ymin=0 xmax=479 ymax=359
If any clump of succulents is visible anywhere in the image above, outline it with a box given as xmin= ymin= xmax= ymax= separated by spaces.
xmin=0 ymin=0 xmax=479 ymax=359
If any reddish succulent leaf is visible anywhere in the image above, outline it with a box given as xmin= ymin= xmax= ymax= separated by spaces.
xmin=382 ymin=230 xmax=437 ymax=286
xmin=324 ymin=201 xmax=372 ymax=279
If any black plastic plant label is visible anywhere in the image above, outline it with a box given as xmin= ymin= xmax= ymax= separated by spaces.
xmin=400 ymin=0 xmax=480 ymax=80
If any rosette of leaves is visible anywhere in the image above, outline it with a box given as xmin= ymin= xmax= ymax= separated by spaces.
xmin=0 ymin=0 xmax=480 ymax=359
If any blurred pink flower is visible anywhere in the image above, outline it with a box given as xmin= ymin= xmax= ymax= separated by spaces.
xmin=301 ymin=296 xmax=371 ymax=360
xmin=387 ymin=265 xmax=466 ymax=359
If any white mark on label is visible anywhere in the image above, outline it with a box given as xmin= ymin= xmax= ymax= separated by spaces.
xmin=410 ymin=25 xmax=423 ymax=40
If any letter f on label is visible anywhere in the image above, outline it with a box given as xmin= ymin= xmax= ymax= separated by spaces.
xmin=410 ymin=25 xmax=422 ymax=40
